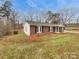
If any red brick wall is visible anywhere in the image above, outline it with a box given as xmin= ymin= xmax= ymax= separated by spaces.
xmin=30 ymin=25 xmax=49 ymax=35
xmin=42 ymin=26 xmax=49 ymax=32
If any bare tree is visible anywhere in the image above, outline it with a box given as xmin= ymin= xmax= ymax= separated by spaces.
xmin=0 ymin=19 xmax=5 ymax=37
xmin=59 ymin=8 xmax=79 ymax=24
xmin=75 ymin=17 xmax=79 ymax=30
xmin=0 ymin=0 xmax=19 ymax=36
xmin=26 ymin=10 xmax=35 ymax=21
xmin=10 ymin=9 xmax=19 ymax=29
xmin=0 ymin=0 xmax=12 ymax=34
xmin=43 ymin=10 xmax=61 ymax=24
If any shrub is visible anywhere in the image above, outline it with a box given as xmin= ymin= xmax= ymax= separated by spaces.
xmin=13 ymin=30 xmax=18 ymax=34
xmin=0 ymin=20 xmax=13 ymax=37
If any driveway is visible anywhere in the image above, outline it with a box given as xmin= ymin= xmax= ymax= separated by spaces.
xmin=64 ymin=30 xmax=79 ymax=33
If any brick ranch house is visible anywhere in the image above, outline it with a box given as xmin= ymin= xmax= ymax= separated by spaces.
xmin=23 ymin=21 xmax=64 ymax=36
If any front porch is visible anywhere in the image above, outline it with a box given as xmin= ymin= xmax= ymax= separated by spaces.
xmin=30 ymin=25 xmax=64 ymax=35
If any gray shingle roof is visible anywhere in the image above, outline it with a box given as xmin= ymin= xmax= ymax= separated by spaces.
xmin=27 ymin=21 xmax=64 ymax=27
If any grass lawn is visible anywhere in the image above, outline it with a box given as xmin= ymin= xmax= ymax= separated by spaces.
xmin=0 ymin=33 xmax=79 ymax=59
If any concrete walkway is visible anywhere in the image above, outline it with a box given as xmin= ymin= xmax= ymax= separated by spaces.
xmin=64 ymin=30 xmax=79 ymax=33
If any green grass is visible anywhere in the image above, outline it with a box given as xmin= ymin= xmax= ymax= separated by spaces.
xmin=0 ymin=33 xmax=79 ymax=59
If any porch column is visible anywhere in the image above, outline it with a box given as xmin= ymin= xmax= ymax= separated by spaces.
xmin=38 ymin=26 xmax=41 ymax=33
xmin=50 ymin=26 xmax=52 ymax=32
xmin=54 ymin=27 xmax=56 ymax=32
xmin=62 ymin=27 xmax=64 ymax=32
xmin=40 ymin=26 xmax=42 ymax=32
xmin=58 ymin=26 xmax=59 ymax=32
xmin=55 ymin=27 xmax=57 ymax=32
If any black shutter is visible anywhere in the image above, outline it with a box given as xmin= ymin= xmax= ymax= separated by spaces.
xmin=48 ymin=27 xmax=50 ymax=32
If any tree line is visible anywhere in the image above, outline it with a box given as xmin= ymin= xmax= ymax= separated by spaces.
xmin=0 ymin=0 xmax=19 ymax=37
xmin=0 ymin=0 xmax=79 ymax=37
xmin=24 ymin=8 xmax=79 ymax=25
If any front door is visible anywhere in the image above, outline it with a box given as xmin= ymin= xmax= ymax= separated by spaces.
xmin=53 ymin=27 xmax=55 ymax=32
xmin=30 ymin=25 xmax=38 ymax=35
xmin=35 ymin=26 xmax=38 ymax=33
xmin=59 ymin=27 xmax=62 ymax=32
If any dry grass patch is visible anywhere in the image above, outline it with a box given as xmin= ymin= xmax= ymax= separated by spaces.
xmin=0 ymin=33 xmax=79 ymax=59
